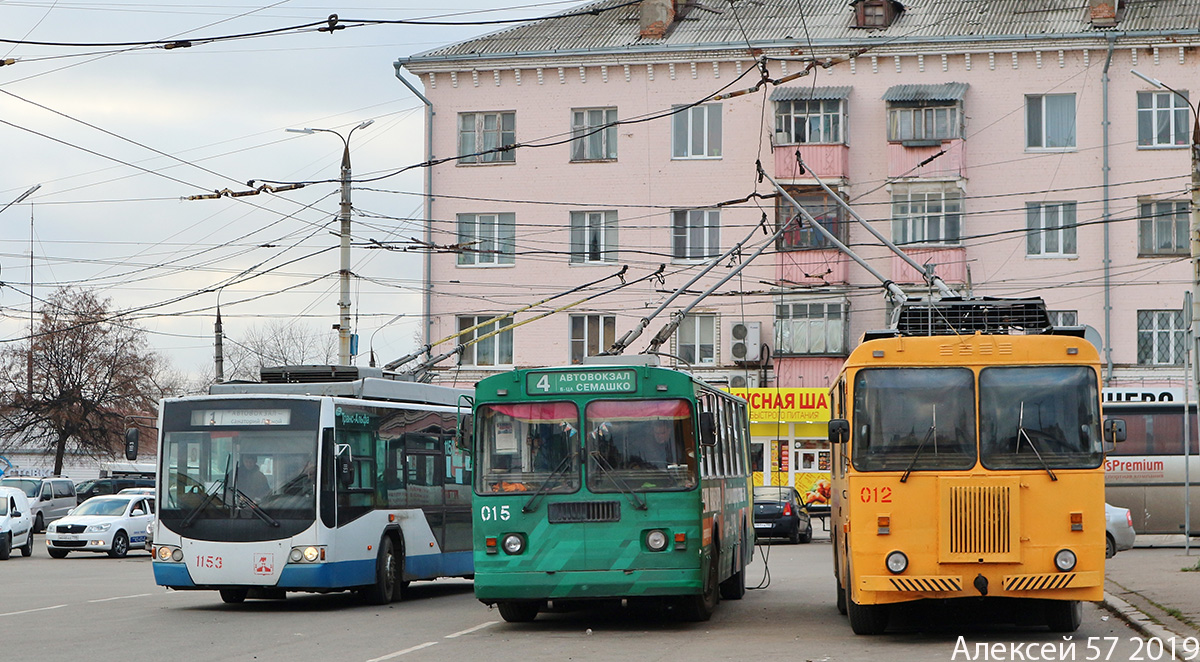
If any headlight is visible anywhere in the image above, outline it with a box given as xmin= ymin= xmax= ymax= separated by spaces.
xmin=289 ymin=548 xmax=303 ymax=563
xmin=646 ymin=529 xmax=669 ymax=552
xmin=155 ymin=545 xmax=183 ymax=562
xmin=86 ymin=523 xmax=112 ymax=533
xmin=288 ymin=546 xmax=324 ymax=563
xmin=501 ymin=533 xmax=525 ymax=555
xmin=303 ymin=546 xmax=320 ymax=562
xmin=1054 ymin=549 xmax=1077 ymax=572
xmin=886 ymin=550 xmax=908 ymax=574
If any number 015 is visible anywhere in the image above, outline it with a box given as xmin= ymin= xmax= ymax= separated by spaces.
xmin=480 ymin=505 xmax=511 ymax=521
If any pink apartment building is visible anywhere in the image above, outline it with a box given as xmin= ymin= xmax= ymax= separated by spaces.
xmin=396 ymin=0 xmax=1200 ymax=398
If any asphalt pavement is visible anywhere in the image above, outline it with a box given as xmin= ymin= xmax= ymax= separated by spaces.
xmin=1103 ymin=536 xmax=1200 ymax=657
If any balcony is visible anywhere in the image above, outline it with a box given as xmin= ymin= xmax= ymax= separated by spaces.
xmin=890 ymin=246 xmax=967 ymax=285
xmin=774 ymin=143 xmax=850 ymax=181
xmin=778 ymin=249 xmax=849 ymax=286
xmin=887 ymin=138 xmax=966 ymax=179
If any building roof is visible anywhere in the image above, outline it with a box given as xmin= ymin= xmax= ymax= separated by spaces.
xmin=881 ymin=82 xmax=968 ymax=102
xmin=401 ymin=0 xmax=1200 ymax=67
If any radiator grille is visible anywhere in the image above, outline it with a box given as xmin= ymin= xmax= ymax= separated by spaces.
xmin=547 ymin=501 xmax=620 ymax=523
xmin=948 ymin=484 xmax=1011 ymax=555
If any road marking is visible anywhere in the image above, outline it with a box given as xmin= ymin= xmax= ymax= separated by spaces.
xmin=365 ymin=641 xmax=438 ymax=662
xmin=0 ymin=604 xmax=66 ymax=617
xmin=444 ymin=621 xmax=500 ymax=638
xmin=88 ymin=593 xmax=152 ymax=603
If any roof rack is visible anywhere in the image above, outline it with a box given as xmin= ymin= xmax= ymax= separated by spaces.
xmin=893 ymin=297 xmax=1052 ymax=336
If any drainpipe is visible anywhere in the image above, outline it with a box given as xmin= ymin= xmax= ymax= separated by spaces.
xmin=394 ymin=63 xmax=435 ymax=362
xmin=1102 ymin=35 xmax=1116 ymax=383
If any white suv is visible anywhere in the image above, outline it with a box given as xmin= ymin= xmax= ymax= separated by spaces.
xmin=0 ymin=486 xmax=34 ymax=559
xmin=0 ymin=477 xmax=76 ymax=532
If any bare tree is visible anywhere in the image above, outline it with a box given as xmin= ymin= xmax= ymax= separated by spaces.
xmin=0 ymin=288 xmax=171 ymax=474
xmin=219 ymin=319 xmax=337 ymax=382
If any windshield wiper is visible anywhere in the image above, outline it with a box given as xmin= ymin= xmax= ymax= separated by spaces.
xmin=522 ymin=452 xmax=576 ymax=514
xmin=588 ymin=451 xmax=648 ymax=510
xmin=181 ymin=456 xmax=231 ymax=528
xmin=1016 ymin=402 xmax=1057 ymax=481
xmin=900 ymin=406 xmax=937 ymax=484
xmin=233 ymin=488 xmax=280 ymax=527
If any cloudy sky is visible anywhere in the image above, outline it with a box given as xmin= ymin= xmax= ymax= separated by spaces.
xmin=0 ymin=0 xmax=567 ymax=381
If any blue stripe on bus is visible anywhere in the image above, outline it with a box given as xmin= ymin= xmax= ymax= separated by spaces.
xmin=405 ymin=550 xmax=473 ymax=580
xmin=277 ymin=559 xmax=375 ymax=588
xmin=153 ymin=562 xmax=196 ymax=588
xmin=153 ymin=551 xmax=474 ymax=591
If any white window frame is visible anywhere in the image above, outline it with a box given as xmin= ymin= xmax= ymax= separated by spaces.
xmin=1137 ymin=91 xmax=1190 ymax=148
xmin=890 ymin=182 xmax=963 ymax=246
xmin=1026 ymin=202 xmax=1077 ymax=258
xmin=569 ymin=314 xmax=616 ymax=364
xmin=775 ymin=99 xmax=844 ymax=144
xmin=775 ymin=300 xmax=847 ymax=356
xmin=1137 ymin=309 xmax=1186 ymax=366
xmin=1026 ymin=94 xmax=1076 ymax=150
xmin=457 ymin=213 xmax=516 ymax=266
xmin=886 ymin=103 xmax=960 ymax=142
xmin=571 ymin=107 xmax=618 ymax=161
xmin=570 ymin=211 xmax=618 ymax=264
xmin=672 ymin=103 xmax=722 ymax=159
xmin=676 ymin=314 xmax=716 ymax=366
xmin=458 ymin=111 xmax=515 ymax=164
xmin=671 ymin=209 xmax=721 ymax=261
xmin=457 ymin=315 xmax=513 ymax=368
xmin=1138 ymin=199 xmax=1189 ymax=256
xmin=1047 ymin=310 xmax=1079 ymax=327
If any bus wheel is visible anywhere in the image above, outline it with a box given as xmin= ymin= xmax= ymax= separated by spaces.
xmin=678 ymin=550 xmax=720 ymax=621
xmin=1044 ymin=600 xmax=1082 ymax=633
xmin=835 ymin=580 xmax=847 ymax=615
xmin=846 ymin=596 xmax=888 ymax=635
xmin=362 ymin=536 xmax=401 ymax=605
xmin=719 ymin=549 xmax=746 ymax=600
xmin=219 ymin=589 xmax=248 ymax=604
xmin=497 ymin=601 xmax=541 ymax=623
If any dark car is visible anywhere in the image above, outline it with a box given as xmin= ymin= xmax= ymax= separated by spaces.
xmin=753 ymin=485 xmax=812 ymax=544
xmin=74 ymin=478 xmax=154 ymax=504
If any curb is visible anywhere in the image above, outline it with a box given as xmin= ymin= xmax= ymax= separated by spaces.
xmin=1101 ymin=591 xmax=1187 ymax=661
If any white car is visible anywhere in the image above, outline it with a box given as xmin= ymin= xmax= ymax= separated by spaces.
xmin=0 ymin=486 xmax=34 ymax=559
xmin=45 ymin=494 xmax=154 ymax=558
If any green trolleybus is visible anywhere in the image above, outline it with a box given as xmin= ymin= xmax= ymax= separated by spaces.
xmin=471 ymin=357 xmax=754 ymax=622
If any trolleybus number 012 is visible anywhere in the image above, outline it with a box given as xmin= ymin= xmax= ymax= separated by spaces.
xmin=859 ymin=486 xmax=892 ymax=503
xmin=480 ymin=505 xmax=511 ymax=521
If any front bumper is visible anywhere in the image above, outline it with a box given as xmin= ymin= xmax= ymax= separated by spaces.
xmin=46 ymin=532 xmax=114 ymax=552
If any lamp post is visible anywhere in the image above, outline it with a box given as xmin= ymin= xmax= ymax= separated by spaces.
xmin=368 ymin=313 xmax=406 ymax=368
xmin=1133 ymin=69 xmax=1200 ymax=548
xmin=286 ymin=120 xmax=374 ymax=365
xmin=1 ymin=184 xmax=41 ymax=395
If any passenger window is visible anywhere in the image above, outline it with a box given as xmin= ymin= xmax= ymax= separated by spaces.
xmin=53 ymin=481 xmax=73 ymax=498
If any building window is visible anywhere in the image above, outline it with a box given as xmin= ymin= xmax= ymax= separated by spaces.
xmin=571 ymin=107 xmax=617 ymax=161
xmin=458 ymin=112 xmax=515 ymax=164
xmin=570 ymin=314 xmax=615 ymax=363
xmin=853 ymin=0 xmax=900 ymax=28
xmin=457 ymin=213 xmax=515 ymax=266
xmin=887 ymin=103 xmax=960 ymax=142
xmin=672 ymin=209 xmax=720 ymax=260
xmin=777 ymin=186 xmax=847 ymax=250
xmin=677 ymin=314 xmax=716 ymax=365
xmin=775 ymin=99 xmax=843 ymax=144
xmin=672 ymin=103 xmax=722 ymax=158
xmin=1138 ymin=91 xmax=1190 ymax=147
xmin=570 ymin=211 xmax=618 ymax=263
xmin=1138 ymin=200 xmax=1189 ymax=256
xmin=1026 ymin=94 xmax=1076 ymax=149
xmin=1047 ymin=310 xmax=1079 ymax=327
xmin=776 ymin=301 xmax=846 ymax=355
xmin=458 ymin=315 xmax=513 ymax=367
xmin=1137 ymin=309 xmax=1186 ymax=365
xmin=891 ymin=182 xmax=962 ymax=245
xmin=1026 ymin=202 xmax=1077 ymax=257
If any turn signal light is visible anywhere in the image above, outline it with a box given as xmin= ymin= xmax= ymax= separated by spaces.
xmin=485 ymin=536 xmax=498 ymax=555
xmin=674 ymin=532 xmax=687 ymax=551
xmin=877 ymin=515 xmax=890 ymax=535
xmin=1070 ymin=512 xmax=1083 ymax=531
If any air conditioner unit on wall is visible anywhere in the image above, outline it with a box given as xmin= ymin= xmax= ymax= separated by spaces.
xmin=729 ymin=321 xmax=762 ymax=364
xmin=729 ymin=373 xmax=759 ymax=389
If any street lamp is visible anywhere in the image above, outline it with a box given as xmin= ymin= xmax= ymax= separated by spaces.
xmin=1133 ymin=68 xmax=1200 ymax=550
xmin=368 ymin=313 xmax=406 ymax=368
xmin=286 ymin=119 xmax=374 ymax=365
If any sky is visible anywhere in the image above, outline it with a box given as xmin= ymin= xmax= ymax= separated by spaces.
xmin=0 ymin=0 xmax=572 ymax=383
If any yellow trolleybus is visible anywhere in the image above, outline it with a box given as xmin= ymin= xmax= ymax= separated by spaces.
xmin=827 ymin=299 xmax=1124 ymax=634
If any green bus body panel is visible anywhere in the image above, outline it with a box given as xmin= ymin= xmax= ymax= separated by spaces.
xmin=472 ymin=366 xmax=754 ymax=602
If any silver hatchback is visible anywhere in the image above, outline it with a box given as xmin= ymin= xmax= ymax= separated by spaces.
xmin=1106 ymin=502 xmax=1136 ymax=558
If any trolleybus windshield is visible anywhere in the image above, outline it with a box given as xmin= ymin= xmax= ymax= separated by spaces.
xmin=159 ymin=400 xmax=320 ymax=542
xmin=585 ymin=399 xmax=698 ymax=492
xmin=852 ymin=367 xmax=977 ymax=472
xmin=979 ymin=366 xmax=1103 ymax=470
xmin=475 ymin=402 xmax=581 ymax=495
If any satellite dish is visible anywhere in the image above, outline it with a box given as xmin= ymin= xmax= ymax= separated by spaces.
xmin=1082 ymin=324 xmax=1103 ymax=351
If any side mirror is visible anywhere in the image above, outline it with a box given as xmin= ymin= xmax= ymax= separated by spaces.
xmin=828 ymin=419 xmax=850 ymax=444
xmin=131 ymin=509 xmax=145 ymax=517
xmin=11 ymin=511 xmax=20 ymax=518
xmin=41 ymin=493 xmax=51 ymax=502
xmin=699 ymin=412 xmax=717 ymax=447
xmin=1104 ymin=418 xmax=1127 ymax=444
xmin=456 ymin=395 xmax=474 ymax=451
xmin=124 ymin=428 xmax=140 ymax=461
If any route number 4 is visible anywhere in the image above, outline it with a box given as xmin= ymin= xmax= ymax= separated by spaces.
xmin=535 ymin=375 xmax=550 ymax=392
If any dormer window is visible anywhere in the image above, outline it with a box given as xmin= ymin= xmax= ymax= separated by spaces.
xmin=852 ymin=0 xmax=903 ymax=29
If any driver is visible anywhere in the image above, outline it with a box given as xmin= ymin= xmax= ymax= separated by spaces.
xmin=238 ymin=455 xmax=271 ymax=500
xmin=627 ymin=419 xmax=677 ymax=469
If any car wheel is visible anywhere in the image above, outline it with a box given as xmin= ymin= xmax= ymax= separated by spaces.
xmin=108 ymin=530 xmax=129 ymax=558
xmin=361 ymin=535 xmax=401 ymax=605
xmin=0 ymin=533 xmax=10 ymax=560
xmin=48 ymin=548 xmax=69 ymax=559
xmin=1106 ymin=534 xmax=1116 ymax=559
xmin=799 ymin=521 xmax=813 ymax=544
xmin=20 ymin=531 xmax=33 ymax=557
xmin=220 ymin=589 xmax=248 ymax=604
xmin=788 ymin=522 xmax=802 ymax=545
xmin=34 ymin=513 xmax=44 ymax=534
xmin=497 ymin=601 xmax=541 ymax=623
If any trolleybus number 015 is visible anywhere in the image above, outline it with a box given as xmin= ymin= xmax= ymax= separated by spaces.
xmin=859 ymin=486 xmax=892 ymax=503
xmin=480 ymin=505 xmax=511 ymax=521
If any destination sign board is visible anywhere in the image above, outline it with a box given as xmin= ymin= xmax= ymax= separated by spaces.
xmin=526 ymin=369 xmax=637 ymax=395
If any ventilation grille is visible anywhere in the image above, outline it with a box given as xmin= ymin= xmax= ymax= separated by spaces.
xmin=547 ymin=501 xmax=620 ymax=523
xmin=948 ymin=484 xmax=1012 ymax=555
xmin=895 ymin=297 xmax=1051 ymax=337
xmin=259 ymin=365 xmax=383 ymax=383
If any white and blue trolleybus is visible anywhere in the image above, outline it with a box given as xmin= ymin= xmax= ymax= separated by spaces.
xmin=151 ymin=366 xmax=473 ymax=604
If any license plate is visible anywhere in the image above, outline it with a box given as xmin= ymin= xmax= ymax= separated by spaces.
xmin=58 ymin=534 xmax=79 ymax=540
xmin=753 ymin=523 xmax=770 ymax=529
